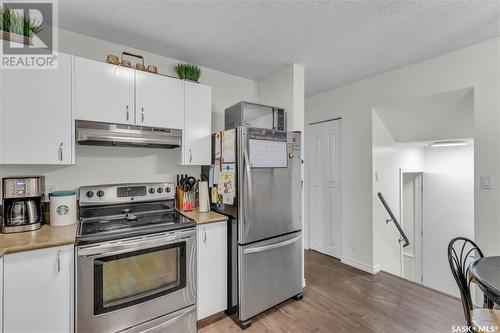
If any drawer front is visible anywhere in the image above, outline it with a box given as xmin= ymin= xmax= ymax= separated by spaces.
xmin=122 ymin=305 xmax=196 ymax=333
xmin=238 ymin=231 xmax=302 ymax=321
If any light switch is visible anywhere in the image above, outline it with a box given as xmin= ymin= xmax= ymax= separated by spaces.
xmin=480 ymin=176 xmax=492 ymax=190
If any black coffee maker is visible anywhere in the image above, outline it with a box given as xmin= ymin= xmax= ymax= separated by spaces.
xmin=2 ymin=176 xmax=45 ymax=233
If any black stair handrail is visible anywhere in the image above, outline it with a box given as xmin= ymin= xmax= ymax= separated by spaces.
xmin=377 ymin=192 xmax=410 ymax=248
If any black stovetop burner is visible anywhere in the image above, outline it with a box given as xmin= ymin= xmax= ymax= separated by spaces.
xmin=76 ymin=200 xmax=195 ymax=245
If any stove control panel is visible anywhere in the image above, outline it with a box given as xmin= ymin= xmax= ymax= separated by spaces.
xmin=79 ymin=182 xmax=175 ymax=206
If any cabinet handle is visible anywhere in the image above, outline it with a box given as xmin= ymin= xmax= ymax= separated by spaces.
xmin=126 ymin=105 xmax=130 ymax=121
xmin=57 ymin=250 xmax=61 ymax=273
xmin=189 ymin=149 xmax=192 ymax=163
xmin=141 ymin=107 xmax=145 ymax=122
xmin=203 ymin=227 xmax=207 ymax=243
xmin=58 ymin=143 xmax=63 ymax=161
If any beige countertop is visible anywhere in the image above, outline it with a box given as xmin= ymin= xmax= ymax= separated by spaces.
xmin=0 ymin=223 xmax=77 ymax=256
xmin=177 ymin=208 xmax=228 ymax=225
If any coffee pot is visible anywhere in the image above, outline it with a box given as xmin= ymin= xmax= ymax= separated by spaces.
xmin=2 ymin=177 xmax=44 ymax=233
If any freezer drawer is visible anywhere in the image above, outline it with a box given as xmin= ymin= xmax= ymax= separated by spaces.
xmin=238 ymin=231 xmax=302 ymax=321
xmin=121 ymin=305 xmax=196 ymax=333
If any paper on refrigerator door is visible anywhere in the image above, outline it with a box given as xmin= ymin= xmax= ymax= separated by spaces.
xmin=218 ymin=163 xmax=235 ymax=203
xmin=213 ymin=160 xmax=221 ymax=185
xmin=249 ymin=139 xmax=287 ymax=168
xmin=221 ymin=129 xmax=236 ymax=163
xmin=215 ymin=132 xmax=222 ymax=159
xmin=208 ymin=165 xmax=214 ymax=187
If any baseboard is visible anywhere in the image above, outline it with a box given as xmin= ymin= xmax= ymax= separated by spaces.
xmin=341 ymin=256 xmax=380 ymax=274
xmin=197 ymin=311 xmax=227 ymax=329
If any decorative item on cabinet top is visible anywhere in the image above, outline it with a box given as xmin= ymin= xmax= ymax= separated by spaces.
xmin=175 ymin=63 xmax=202 ymax=82
xmin=106 ymin=51 xmax=159 ymax=73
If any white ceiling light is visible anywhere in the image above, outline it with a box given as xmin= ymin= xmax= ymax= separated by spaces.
xmin=430 ymin=140 xmax=467 ymax=147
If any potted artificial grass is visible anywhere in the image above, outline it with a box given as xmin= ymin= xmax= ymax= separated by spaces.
xmin=175 ymin=63 xmax=202 ymax=82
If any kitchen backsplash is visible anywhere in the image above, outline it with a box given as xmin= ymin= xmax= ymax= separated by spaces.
xmin=0 ymin=145 xmax=200 ymax=200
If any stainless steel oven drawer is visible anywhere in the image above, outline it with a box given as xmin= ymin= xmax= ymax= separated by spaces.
xmin=238 ymin=231 xmax=302 ymax=321
xmin=121 ymin=305 xmax=196 ymax=333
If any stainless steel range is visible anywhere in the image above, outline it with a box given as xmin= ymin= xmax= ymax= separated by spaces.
xmin=75 ymin=182 xmax=196 ymax=333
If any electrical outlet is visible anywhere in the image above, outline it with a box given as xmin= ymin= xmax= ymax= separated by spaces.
xmin=44 ymin=184 xmax=56 ymax=197
xmin=349 ymin=238 xmax=357 ymax=251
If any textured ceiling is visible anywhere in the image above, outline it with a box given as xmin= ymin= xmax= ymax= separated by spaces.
xmin=58 ymin=1 xmax=500 ymax=96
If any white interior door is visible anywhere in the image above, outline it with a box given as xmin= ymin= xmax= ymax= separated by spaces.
xmin=422 ymin=172 xmax=474 ymax=297
xmin=309 ymin=119 xmax=342 ymax=258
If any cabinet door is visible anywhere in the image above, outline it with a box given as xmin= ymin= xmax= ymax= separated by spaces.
xmin=135 ymin=71 xmax=184 ymax=129
xmin=197 ymin=221 xmax=227 ymax=320
xmin=183 ymin=81 xmax=212 ymax=165
xmin=0 ymin=53 xmax=73 ymax=164
xmin=74 ymin=56 xmax=134 ymax=125
xmin=4 ymin=245 xmax=74 ymax=333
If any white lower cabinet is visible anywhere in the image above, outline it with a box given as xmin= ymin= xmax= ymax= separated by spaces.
xmin=197 ymin=221 xmax=227 ymax=320
xmin=3 ymin=245 xmax=74 ymax=333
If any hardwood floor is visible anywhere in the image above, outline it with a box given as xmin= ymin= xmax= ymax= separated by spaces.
xmin=199 ymin=250 xmax=464 ymax=333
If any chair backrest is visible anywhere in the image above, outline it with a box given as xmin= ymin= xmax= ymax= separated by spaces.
xmin=448 ymin=237 xmax=484 ymax=326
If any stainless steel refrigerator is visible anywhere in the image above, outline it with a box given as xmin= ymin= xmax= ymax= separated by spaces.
xmin=204 ymin=126 xmax=303 ymax=329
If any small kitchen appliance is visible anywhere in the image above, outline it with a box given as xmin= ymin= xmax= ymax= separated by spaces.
xmin=2 ymin=176 xmax=44 ymax=233
xmin=225 ymin=101 xmax=286 ymax=131
xmin=75 ymin=182 xmax=196 ymax=333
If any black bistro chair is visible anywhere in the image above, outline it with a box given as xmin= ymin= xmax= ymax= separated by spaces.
xmin=448 ymin=237 xmax=500 ymax=332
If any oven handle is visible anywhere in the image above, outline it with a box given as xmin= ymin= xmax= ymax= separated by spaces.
xmin=77 ymin=230 xmax=195 ymax=257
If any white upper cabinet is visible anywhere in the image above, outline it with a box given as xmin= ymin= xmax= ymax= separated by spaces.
xmin=3 ymin=245 xmax=74 ymax=333
xmin=73 ymin=56 xmax=135 ymax=125
xmin=135 ymin=71 xmax=184 ymax=129
xmin=181 ymin=81 xmax=212 ymax=165
xmin=0 ymin=53 xmax=73 ymax=164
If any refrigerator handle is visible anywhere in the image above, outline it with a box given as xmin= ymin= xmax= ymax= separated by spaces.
xmin=272 ymin=107 xmax=276 ymax=130
xmin=243 ymin=235 xmax=301 ymax=254
xmin=243 ymin=149 xmax=253 ymax=229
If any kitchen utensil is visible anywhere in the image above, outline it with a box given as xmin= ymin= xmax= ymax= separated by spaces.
xmin=49 ymin=191 xmax=76 ymax=226
xmin=26 ymin=200 xmax=38 ymax=224
xmin=198 ymin=181 xmax=210 ymax=213
xmin=7 ymin=201 xmax=27 ymax=225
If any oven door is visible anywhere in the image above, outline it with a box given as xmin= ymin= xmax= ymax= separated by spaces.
xmin=76 ymin=228 xmax=196 ymax=333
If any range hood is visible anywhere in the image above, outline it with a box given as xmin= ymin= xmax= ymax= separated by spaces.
xmin=76 ymin=120 xmax=182 ymax=148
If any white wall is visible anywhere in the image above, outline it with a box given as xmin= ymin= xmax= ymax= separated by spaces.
xmin=258 ymin=64 xmax=304 ymax=132
xmin=257 ymin=64 xmax=306 ymax=284
xmin=0 ymin=29 xmax=258 ymax=193
xmin=305 ymin=38 xmax=500 ymax=271
xmin=422 ymin=144 xmax=474 ymax=296
xmin=372 ymin=110 xmax=424 ymax=275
